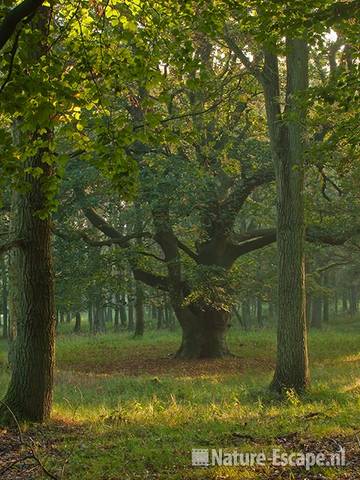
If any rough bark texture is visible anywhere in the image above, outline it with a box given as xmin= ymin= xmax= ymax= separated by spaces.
xmin=1 ymin=159 xmax=55 ymax=423
xmin=175 ymin=306 xmax=230 ymax=359
xmin=266 ymin=39 xmax=310 ymax=393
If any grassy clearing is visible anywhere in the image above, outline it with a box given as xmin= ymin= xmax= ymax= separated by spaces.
xmin=0 ymin=321 xmax=360 ymax=479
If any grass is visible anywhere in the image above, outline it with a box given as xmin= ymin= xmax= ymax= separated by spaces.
xmin=0 ymin=319 xmax=360 ymax=479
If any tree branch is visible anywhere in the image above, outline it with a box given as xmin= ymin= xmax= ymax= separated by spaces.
xmin=133 ymin=268 xmax=169 ymax=291
xmin=0 ymin=0 xmax=44 ymax=52
xmin=176 ymin=239 xmax=199 ymax=262
xmin=0 ymin=238 xmax=24 ymax=255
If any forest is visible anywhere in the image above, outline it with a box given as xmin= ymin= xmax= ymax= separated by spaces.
xmin=0 ymin=0 xmax=359 ymax=479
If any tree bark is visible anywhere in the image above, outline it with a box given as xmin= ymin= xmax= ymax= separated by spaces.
xmin=174 ymin=306 xmax=230 ymax=359
xmin=268 ymin=39 xmax=310 ymax=393
xmin=1 ymin=160 xmax=55 ymax=423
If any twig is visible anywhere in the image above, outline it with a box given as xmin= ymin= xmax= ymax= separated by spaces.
xmin=0 ymin=400 xmax=59 ymax=480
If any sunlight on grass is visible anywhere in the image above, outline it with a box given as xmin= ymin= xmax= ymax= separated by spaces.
xmin=1 ymin=325 xmax=360 ymax=479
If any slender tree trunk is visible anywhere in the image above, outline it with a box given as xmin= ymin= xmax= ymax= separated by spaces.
xmin=88 ymin=302 xmax=93 ymax=332
xmin=268 ymin=39 xmax=310 ymax=393
xmin=322 ymin=271 xmax=330 ymax=323
xmin=114 ymin=306 xmax=120 ymax=332
xmin=156 ymin=307 xmax=164 ymax=330
xmin=241 ymin=299 xmax=251 ymax=330
xmin=349 ymin=286 xmax=358 ymax=316
xmin=73 ymin=312 xmax=81 ymax=333
xmin=128 ymin=302 xmax=134 ymax=331
xmin=256 ymin=298 xmax=263 ymax=328
xmin=311 ymin=296 xmax=322 ymax=329
xmin=134 ymin=281 xmax=144 ymax=337
xmin=119 ymin=296 xmax=127 ymax=328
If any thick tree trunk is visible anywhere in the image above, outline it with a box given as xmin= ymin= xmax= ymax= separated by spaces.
xmin=174 ymin=306 xmax=230 ymax=359
xmin=1 ymin=161 xmax=55 ymax=423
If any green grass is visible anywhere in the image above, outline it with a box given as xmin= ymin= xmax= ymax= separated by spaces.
xmin=1 ymin=321 xmax=360 ymax=479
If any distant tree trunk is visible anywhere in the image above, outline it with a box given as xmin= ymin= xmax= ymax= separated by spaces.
xmin=156 ymin=307 xmax=164 ymax=330
xmin=106 ymin=307 xmax=113 ymax=323
xmin=268 ymin=39 xmax=310 ymax=393
xmin=322 ymin=271 xmax=330 ymax=323
xmin=134 ymin=281 xmax=144 ymax=337
xmin=93 ymin=297 xmax=105 ymax=333
xmin=128 ymin=302 xmax=134 ymax=331
xmin=167 ymin=305 xmax=176 ymax=331
xmin=268 ymin=302 xmax=275 ymax=322
xmin=241 ymin=300 xmax=251 ymax=330
xmin=114 ymin=306 xmax=120 ymax=332
xmin=175 ymin=306 xmax=230 ymax=358
xmin=311 ymin=297 xmax=322 ymax=329
xmin=73 ymin=312 xmax=81 ymax=333
xmin=323 ymin=296 xmax=330 ymax=323
xmin=334 ymin=294 xmax=339 ymax=316
xmin=119 ymin=295 xmax=127 ymax=328
xmin=349 ymin=286 xmax=358 ymax=317
xmin=66 ymin=311 xmax=71 ymax=323
xmin=256 ymin=298 xmax=263 ymax=328
xmin=88 ymin=302 xmax=93 ymax=332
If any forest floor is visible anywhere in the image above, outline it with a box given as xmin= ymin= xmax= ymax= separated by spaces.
xmin=0 ymin=319 xmax=360 ymax=479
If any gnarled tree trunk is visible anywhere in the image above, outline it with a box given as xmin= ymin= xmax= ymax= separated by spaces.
xmin=174 ymin=306 xmax=230 ymax=359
